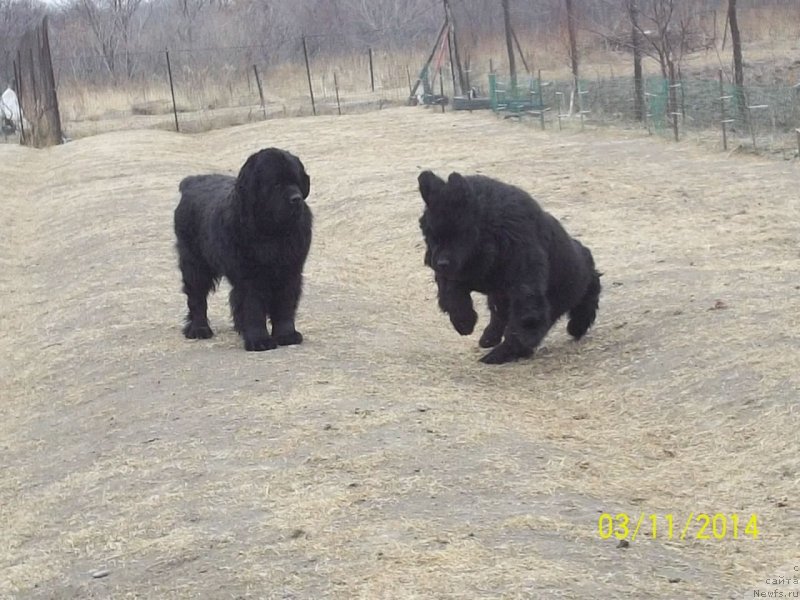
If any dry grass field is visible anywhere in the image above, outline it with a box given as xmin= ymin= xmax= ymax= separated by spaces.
xmin=1 ymin=107 xmax=798 ymax=599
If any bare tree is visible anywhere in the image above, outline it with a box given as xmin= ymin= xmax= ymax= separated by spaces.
xmin=501 ymin=0 xmax=516 ymax=89
xmin=0 ymin=0 xmax=46 ymax=85
xmin=339 ymin=0 xmax=435 ymax=38
xmin=565 ymin=0 xmax=579 ymax=111
xmin=176 ymin=0 xmax=208 ymax=47
xmin=628 ymin=0 xmax=644 ymax=121
xmin=443 ymin=0 xmax=467 ymax=95
xmin=727 ymin=0 xmax=745 ymax=114
xmin=78 ymin=0 xmax=144 ymax=78
xmin=630 ymin=0 xmax=705 ymax=140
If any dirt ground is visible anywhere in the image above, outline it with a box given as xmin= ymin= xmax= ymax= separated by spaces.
xmin=1 ymin=107 xmax=798 ymax=599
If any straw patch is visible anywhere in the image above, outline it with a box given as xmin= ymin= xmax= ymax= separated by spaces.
xmin=1 ymin=108 xmax=798 ymax=598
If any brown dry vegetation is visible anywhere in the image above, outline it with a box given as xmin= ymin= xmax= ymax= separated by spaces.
xmin=47 ymin=4 xmax=800 ymax=131
xmin=1 ymin=107 xmax=799 ymax=599
xmin=46 ymin=34 xmax=800 ymax=162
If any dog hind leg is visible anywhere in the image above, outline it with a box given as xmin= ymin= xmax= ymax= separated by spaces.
xmin=480 ymin=287 xmax=551 ymax=364
xmin=179 ymin=249 xmax=216 ymax=339
xmin=479 ymin=293 xmax=509 ymax=348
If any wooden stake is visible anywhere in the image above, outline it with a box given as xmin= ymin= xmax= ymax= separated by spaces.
xmin=252 ymin=64 xmax=266 ymax=120
xmin=165 ymin=50 xmax=179 ymax=132
xmin=302 ymin=36 xmax=316 ymax=116
xmin=334 ymin=71 xmax=342 ymax=116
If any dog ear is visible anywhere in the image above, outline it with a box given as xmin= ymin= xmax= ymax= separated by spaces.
xmin=289 ymin=154 xmax=311 ymax=199
xmin=446 ymin=172 xmax=470 ymax=198
xmin=418 ymin=170 xmax=445 ymax=205
xmin=236 ymin=152 xmax=260 ymax=197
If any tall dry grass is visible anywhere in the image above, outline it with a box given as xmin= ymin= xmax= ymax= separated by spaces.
xmin=53 ymin=6 xmax=800 ymax=135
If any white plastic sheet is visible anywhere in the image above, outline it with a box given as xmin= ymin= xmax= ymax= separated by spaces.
xmin=0 ymin=87 xmax=23 ymax=128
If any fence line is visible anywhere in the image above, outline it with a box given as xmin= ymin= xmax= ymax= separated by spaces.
xmin=17 ymin=38 xmax=800 ymax=158
xmin=487 ymin=70 xmax=800 ymax=158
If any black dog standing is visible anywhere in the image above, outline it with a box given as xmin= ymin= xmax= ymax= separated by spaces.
xmin=418 ymin=170 xmax=601 ymax=364
xmin=174 ymin=148 xmax=312 ymax=351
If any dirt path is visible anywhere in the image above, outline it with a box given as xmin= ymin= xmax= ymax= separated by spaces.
xmin=1 ymin=108 xmax=798 ymax=599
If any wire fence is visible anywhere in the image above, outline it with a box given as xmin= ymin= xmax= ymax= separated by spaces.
xmin=48 ymin=42 xmax=426 ymax=138
xmin=486 ymin=70 xmax=800 ymax=158
xmin=5 ymin=34 xmax=800 ymax=159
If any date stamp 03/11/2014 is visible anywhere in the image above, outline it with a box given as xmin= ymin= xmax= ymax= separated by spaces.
xmin=597 ymin=512 xmax=759 ymax=542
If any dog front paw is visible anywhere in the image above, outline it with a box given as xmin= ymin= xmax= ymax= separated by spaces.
xmin=275 ymin=331 xmax=303 ymax=346
xmin=183 ymin=322 xmax=214 ymax=339
xmin=449 ymin=309 xmax=477 ymax=336
xmin=478 ymin=326 xmax=503 ymax=348
xmin=244 ymin=335 xmax=277 ymax=352
xmin=479 ymin=341 xmax=533 ymax=364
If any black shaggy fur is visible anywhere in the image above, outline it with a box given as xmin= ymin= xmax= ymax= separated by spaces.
xmin=418 ymin=170 xmax=601 ymax=365
xmin=174 ymin=148 xmax=312 ymax=351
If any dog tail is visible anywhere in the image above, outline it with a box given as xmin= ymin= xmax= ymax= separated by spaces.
xmin=567 ymin=245 xmax=601 ymax=340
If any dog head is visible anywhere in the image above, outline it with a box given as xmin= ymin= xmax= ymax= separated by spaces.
xmin=236 ymin=148 xmax=310 ymax=230
xmin=418 ymin=170 xmax=480 ymax=278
